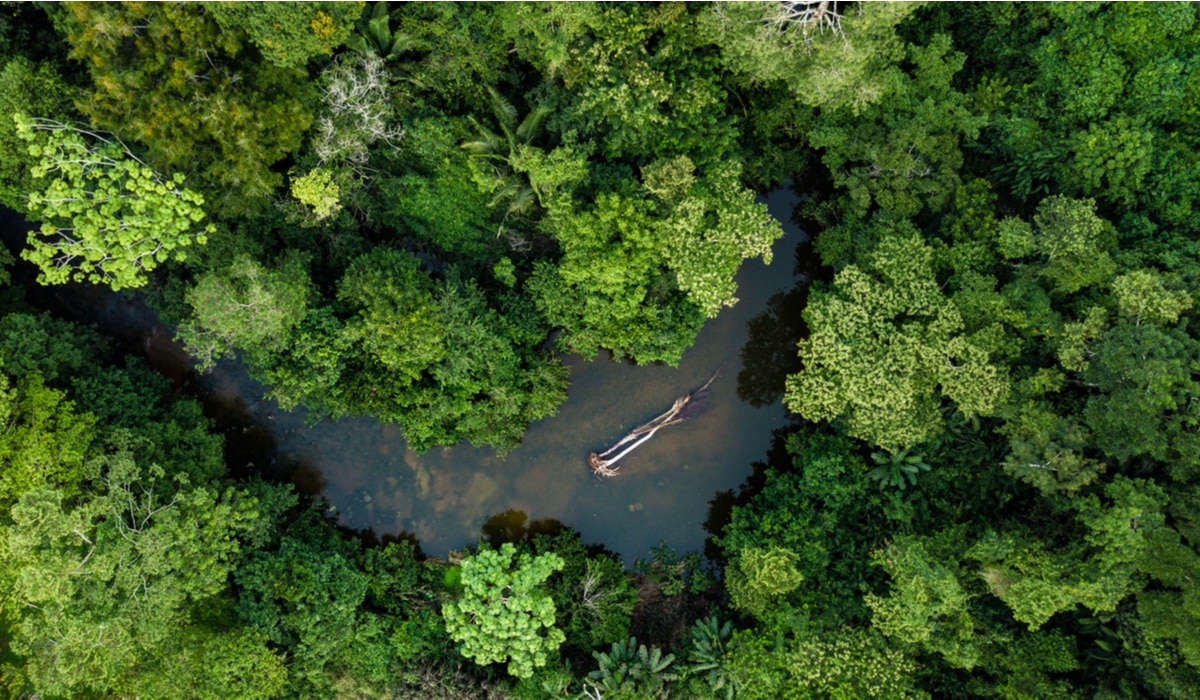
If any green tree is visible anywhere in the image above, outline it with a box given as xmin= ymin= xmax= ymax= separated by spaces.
xmin=866 ymin=534 xmax=981 ymax=669
xmin=807 ymin=33 xmax=984 ymax=221
xmin=703 ymin=1 xmax=917 ymax=113
xmin=235 ymin=526 xmax=391 ymax=695
xmin=0 ymin=57 xmax=78 ymax=212
xmin=0 ymin=372 xmax=96 ymax=510
xmin=441 ymin=543 xmax=565 ymax=679
xmin=785 ymin=226 xmax=1008 ymax=452
xmin=59 ymin=1 xmax=316 ymax=214
xmin=178 ymin=253 xmax=312 ymax=371
xmin=970 ymin=476 xmax=1167 ymax=630
xmin=4 ymin=453 xmax=275 ymax=698
xmin=532 ymin=159 xmax=781 ymax=364
xmin=15 ymin=115 xmax=214 ymax=290
xmin=996 ymin=196 xmax=1117 ymax=295
xmin=727 ymin=546 xmax=804 ymax=619
xmin=206 ymin=2 xmax=363 ymax=69
xmin=586 ymin=636 xmax=678 ymax=700
xmin=680 ymin=617 xmax=736 ymax=700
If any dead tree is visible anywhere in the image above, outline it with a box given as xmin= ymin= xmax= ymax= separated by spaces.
xmin=767 ymin=1 xmax=846 ymax=44
xmin=588 ymin=370 xmax=720 ymax=478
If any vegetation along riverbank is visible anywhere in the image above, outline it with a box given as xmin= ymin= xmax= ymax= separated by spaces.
xmin=1 ymin=2 xmax=1199 ymax=698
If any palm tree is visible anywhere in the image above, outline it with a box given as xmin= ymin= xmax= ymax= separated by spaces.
xmin=585 ymin=637 xmax=678 ymax=699
xmin=461 ymin=87 xmax=553 ymax=220
xmin=682 ymin=617 xmax=737 ymax=699
xmin=344 ymin=1 xmax=419 ymax=61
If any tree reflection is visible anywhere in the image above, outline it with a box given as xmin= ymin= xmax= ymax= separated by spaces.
xmin=480 ymin=508 xmax=566 ymax=545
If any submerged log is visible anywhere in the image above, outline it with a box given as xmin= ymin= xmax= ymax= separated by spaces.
xmin=588 ymin=370 xmax=720 ymax=478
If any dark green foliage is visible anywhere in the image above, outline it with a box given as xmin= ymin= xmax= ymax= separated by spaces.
xmin=3 ymin=2 xmax=1200 ymax=697
xmin=680 ymin=617 xmax=736 ymax=700
xmin=0 ymin=57 xmax=78 ymax=211
xmin=718 ymin=432 xmax=889 ymax=623
xmin=586 ymin=636 xmax=678 ymax=700
xmin=529 ymin=530 xmax=636 ymax=653
xmin=206 ymin=2 xmax=363 ymax=69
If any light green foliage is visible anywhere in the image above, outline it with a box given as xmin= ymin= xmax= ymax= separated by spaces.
xmin=1056 ymin=306 xmax=1107 ymax=373
xmin=998 ymin=196 xmax=1117 ymax=294
xmin=5 ymin=453 xmax=270 ymax=698
xmin=787 ymin=629 xmax=925 ymax=699
xmin=1000 ymin=401 xmax=1105 ymax=495
xmin=0 ymin=372 xmax=96 ymax=510
xmin=727 ymin=547 xmax=804 ymax=619
xmin=127 ymin=628 xmax=287 ymax=700
xmin=653 ymin=160 xmax=783 ymax=317
xmin=0 ymin=58 xmax=78 ymax=211
xmin=531 ymin=193 xmax=705 ymax=364
xmin=971 ymin=476 xmax=1166 ymax=630
xmin=290 ymin=168 xmax=342 ymax=220
xmin=533 ymin=159 xmax=781 ymax=364
xmin=207 ymin=2 xmax=363 ymax=68
xmin=178 ymin=253 xmax=311 ymax=371
xmin=586 ymin=636 xmax=678 ymax=700
xmin=866 ymin=535 xmax=980 ymax=669
xmin=786 ymin=228 xmax=1008 ymax=452
xmin=704 ymin=2 xmax=917 ymax=113
xmin=809 ymin=34 xmax=984 ymax=219
xmin=728 ymin=624 xmax=926 ymax=700
xmin=15 ymin=116 xmax=213 ymax=290
xmin=442 ymin=543 xmax=565 ymax=679
xmin=60 ymin=1 xmax=315 ymax=214
xmin=1112 ymin=268 xmax=1193 ymax=326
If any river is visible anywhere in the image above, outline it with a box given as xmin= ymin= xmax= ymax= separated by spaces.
xmin=1 ymin=185 xmax=816 ymax=562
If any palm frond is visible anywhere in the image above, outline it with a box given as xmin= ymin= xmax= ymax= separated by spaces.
xmin=367 ymin=14 xmax=392 ymax=55
xmin=506 ymin=184 xmax=536 ymax=216
xmin=515 ymin=105 xmax=552 ymax=144
xmin=487 ymin=86 xmax=518 ymax=129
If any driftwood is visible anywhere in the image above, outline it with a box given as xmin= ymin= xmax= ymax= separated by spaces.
xmin=588 ymin=370 xmax=720 ymax=478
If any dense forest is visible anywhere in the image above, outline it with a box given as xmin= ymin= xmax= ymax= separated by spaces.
xmin=1 ymin=1 xmax=1199 ymax=698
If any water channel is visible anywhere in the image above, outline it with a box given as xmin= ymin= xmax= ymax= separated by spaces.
xmin=2 ymin=186 xmax=816 ymax=563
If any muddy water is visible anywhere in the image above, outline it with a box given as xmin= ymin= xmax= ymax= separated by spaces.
xmin=3 ymin=187 xmax=815 ymax=562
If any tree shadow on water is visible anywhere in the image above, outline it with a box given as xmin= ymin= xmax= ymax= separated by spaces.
xmin=479 ymin=508 xmax=567 ymax=546
xmin=736 ymin=236 xmax=823 ymax=408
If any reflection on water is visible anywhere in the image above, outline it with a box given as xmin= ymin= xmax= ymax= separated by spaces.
xmin=2 ymin=188 xmax=817 ymax=563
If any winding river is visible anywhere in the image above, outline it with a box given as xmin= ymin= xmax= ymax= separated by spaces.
xmin=2 ymin=186 xmax=816 ymax=562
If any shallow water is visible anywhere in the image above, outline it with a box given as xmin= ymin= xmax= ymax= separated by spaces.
xmin=3 ymin=187 xmax=814 ymax=562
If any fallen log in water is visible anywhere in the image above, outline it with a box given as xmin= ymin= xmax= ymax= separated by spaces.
xmin=588 ymin=370 xmax=720 ymax=478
